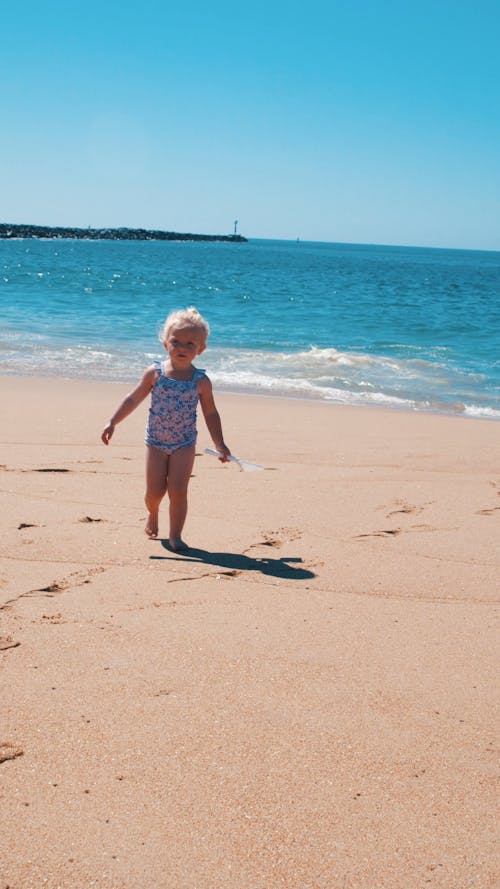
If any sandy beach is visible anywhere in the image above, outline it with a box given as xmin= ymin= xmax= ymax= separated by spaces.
xmin=1 ymin=375 xmax=498 ymax=889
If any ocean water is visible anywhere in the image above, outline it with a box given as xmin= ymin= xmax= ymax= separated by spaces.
xmin=1 ymin=237 xmax=499 ymax=419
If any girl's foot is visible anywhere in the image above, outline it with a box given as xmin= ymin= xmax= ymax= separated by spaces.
xmin=145 ymin=512 xmax=159 ymax=538
xmin=169 ymin=536 xmax=189 ymax=552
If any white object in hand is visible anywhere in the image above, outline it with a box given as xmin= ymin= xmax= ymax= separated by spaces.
xmin=204 ymin=448 xmax=264 ymax=472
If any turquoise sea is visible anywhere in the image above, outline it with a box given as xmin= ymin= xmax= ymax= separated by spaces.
xmin=1 ymin=237 xmax=499 ymax=419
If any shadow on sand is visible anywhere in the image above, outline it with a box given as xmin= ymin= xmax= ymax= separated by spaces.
xmin=150 ymin=543 xmax=316 ymax=581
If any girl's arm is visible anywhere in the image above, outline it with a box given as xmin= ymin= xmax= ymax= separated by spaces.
xmin=101 ymin=365 xmax=158 ymax=445
xmin=198 ymin=376 xmax=231 ymax=462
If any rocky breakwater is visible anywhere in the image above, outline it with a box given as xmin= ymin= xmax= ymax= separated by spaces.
xmin=0 ymin=223 xmax=247 ymax=243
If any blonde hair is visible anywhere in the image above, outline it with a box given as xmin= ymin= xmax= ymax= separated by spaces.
xmin=159 ymin=306 xmax=210 ymax=345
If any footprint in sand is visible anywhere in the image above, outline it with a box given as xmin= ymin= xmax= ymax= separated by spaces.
xmin=355 ymin=520 xmax=438 ymax=538
xmin=0 ymin=636 xmax=21 ymax=651
xmin=36 ymin=582 xmax=65 ymax=594
xmin=355 ymin=528 xmax=402 ymax=539
xmin=247 ymin=537 xmax=283 ymax=551
xmin=387 ymin=504 xmax=421 ymax=517
xmin=41 ymin=613 xmax=67 ymax=625
xmin=34 ymin=467 xmax=70 ymax=473
xmin=18 ymin=522 xmax=42 ymax=530
xmin=0 ymin=571 xmax=100 ymax=611
xmin=0 ymin=743 xmax=24 ymax=764
xmin=78 ymin=516 xmax=105 ymax=523
xmin=248 ymin=527 xmax=302 ymax=549
xmin=477 ymin=482 xmax=500 ymax=515
xmin=27 ymin=567 xmax=107 ymax=598
xmin=385 ymin=498 xmax=434 ymax=518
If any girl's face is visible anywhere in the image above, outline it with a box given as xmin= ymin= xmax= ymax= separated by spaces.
xmin=165 ymin=325 xmax=206 ymax=365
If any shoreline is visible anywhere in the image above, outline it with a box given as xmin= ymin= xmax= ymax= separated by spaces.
xmin=2 ymin=370 xmax=499 ymax=423
xmin=3 ymin=238 xmax=498 ymax=423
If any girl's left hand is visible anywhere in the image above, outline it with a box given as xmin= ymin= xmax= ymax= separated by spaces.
xmin=216 ymin=443 xmax=231 ymax=462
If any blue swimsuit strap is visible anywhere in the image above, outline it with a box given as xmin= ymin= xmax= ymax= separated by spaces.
xmin=152 ymin=363 xmax=206 ymax=384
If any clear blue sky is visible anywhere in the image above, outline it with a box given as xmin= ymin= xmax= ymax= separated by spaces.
xmin=2 ymin=0 xmax=499 ymax=249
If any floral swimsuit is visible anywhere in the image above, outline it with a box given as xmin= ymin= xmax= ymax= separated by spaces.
xmin=145 ymin=360 xmax=206 ymax=453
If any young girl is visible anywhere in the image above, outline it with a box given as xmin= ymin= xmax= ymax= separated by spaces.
xmin=101 ymin=306 xmax=230 ymax=549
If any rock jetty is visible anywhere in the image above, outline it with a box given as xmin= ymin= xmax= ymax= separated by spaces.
xmin=0 ymin=223 xmax=247 ymax=243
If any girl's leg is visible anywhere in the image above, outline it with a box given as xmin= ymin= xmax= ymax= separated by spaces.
xmin=166 ymin=444 xmax=196 ymax=550
xmin=145 ymin=446 xmax=169 ymax=537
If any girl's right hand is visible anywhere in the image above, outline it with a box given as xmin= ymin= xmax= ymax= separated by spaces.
xmin=101 ymin=423 xmax=115 ymax=445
